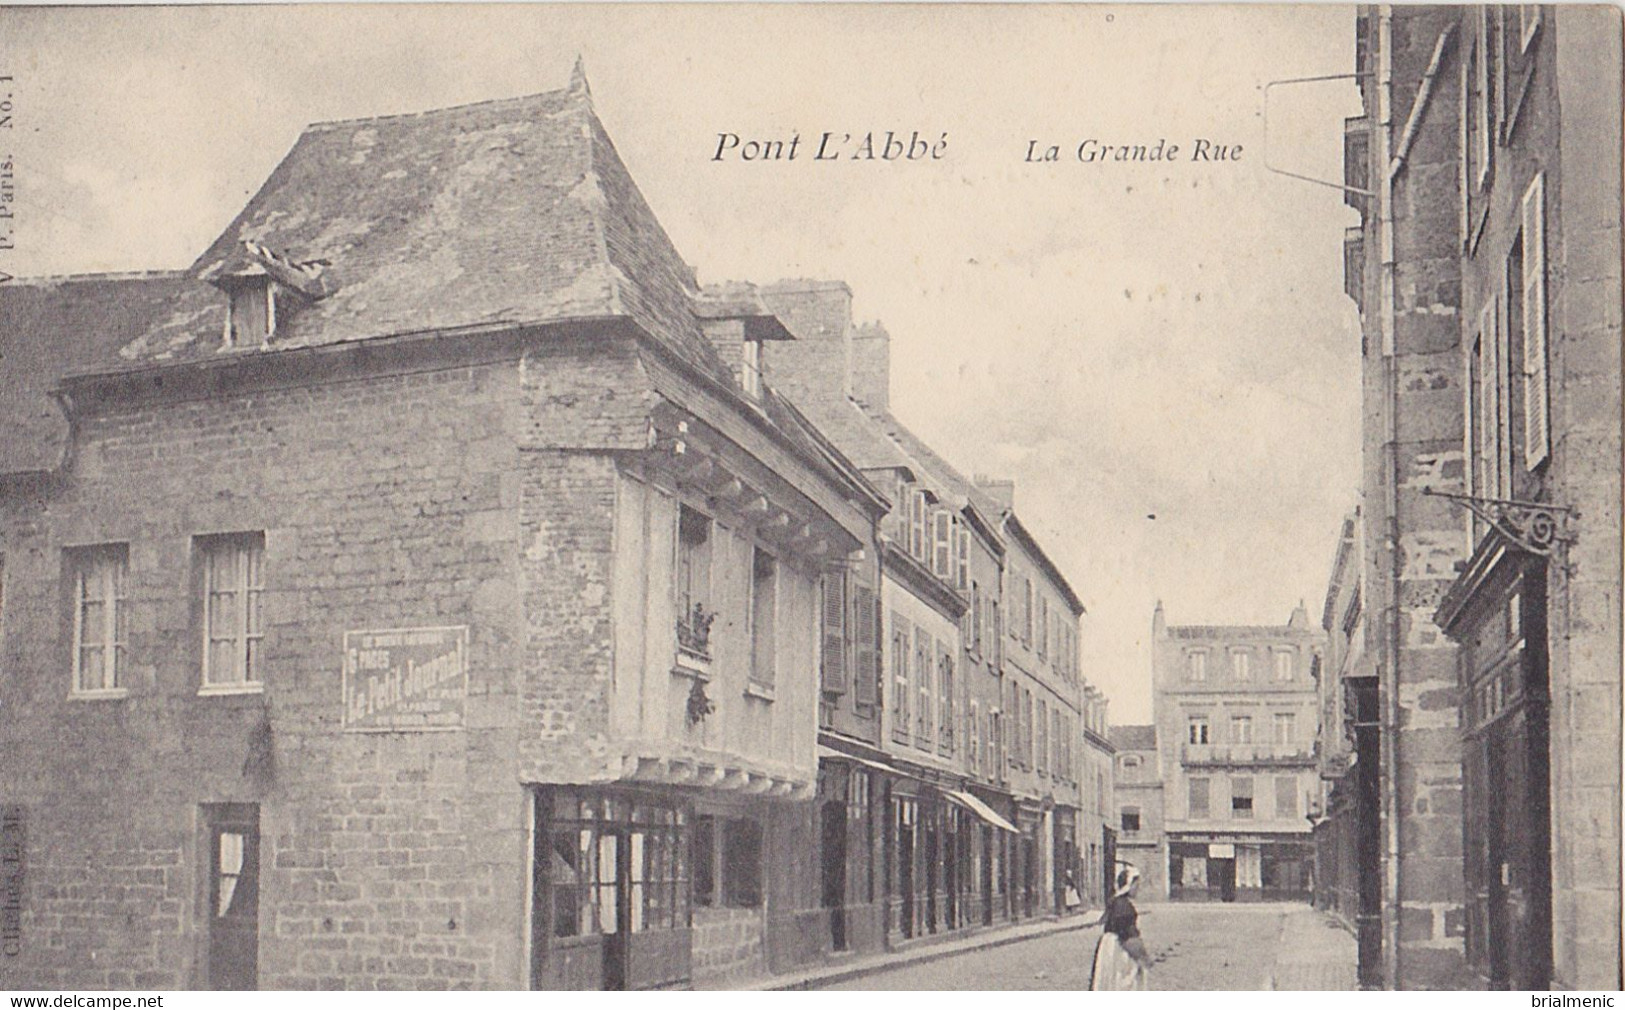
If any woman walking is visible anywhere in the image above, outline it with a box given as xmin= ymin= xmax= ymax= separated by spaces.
xmin=1089 ymin=865 xmax=1154 ymax=990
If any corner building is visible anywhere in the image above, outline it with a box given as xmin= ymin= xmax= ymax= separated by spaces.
xmin=0 ymin=71 xmax=887 ymax=990
xmin=1152 ymin=603 xmax=1322 ymax=902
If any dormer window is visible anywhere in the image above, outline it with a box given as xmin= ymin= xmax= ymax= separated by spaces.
xmin=226 ymin=277 xmax=274 ymax=348
xmin=206 ymin=240 xmax=330 ymax=351
xmin=741 ymin=337 xmax=763 ymax=400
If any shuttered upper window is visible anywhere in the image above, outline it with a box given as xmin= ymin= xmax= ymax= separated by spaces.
xmin=853 ymin=585 xmax=879 ymax=706
xmin=1521 ymin=174 xmax=1549 ymax=468
xmin=820 ymin=571 xmax=847 ymax=694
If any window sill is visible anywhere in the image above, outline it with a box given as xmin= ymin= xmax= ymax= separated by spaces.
xmin=198 ymin=682 xmax=265 ymax=697
xmin=743 ymin=681 xmax=775 ymax=702
xmin=68 ymin=688 xmax=129 ymax=702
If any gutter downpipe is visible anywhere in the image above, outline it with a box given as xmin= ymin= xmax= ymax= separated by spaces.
xmin=1377 ymin=5 xmax=1402 ymax=991
xmin=1377 ymin=15 xmax=1456 ymax=989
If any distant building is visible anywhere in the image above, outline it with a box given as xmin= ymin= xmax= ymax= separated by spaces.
xmin=1152 ymin=602 xmax=1323 ymax=902
xmin=1109 ymin=725 xmax=1166 ymax=899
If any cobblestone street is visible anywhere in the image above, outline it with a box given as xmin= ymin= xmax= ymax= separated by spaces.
xmin=824 ymin=903 xmax=1356 ymax=990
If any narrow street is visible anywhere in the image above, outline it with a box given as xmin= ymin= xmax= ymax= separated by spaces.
xmin=823 ymin=904 xmax=1356 ymax=990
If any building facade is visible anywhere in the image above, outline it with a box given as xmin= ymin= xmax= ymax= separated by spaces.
xmin=0 ymin=72 xmax=897 ymax=991
xmin=755 ymin=281 xmax=1102 ymax=953
xmin=1153 ymin=603 xmax=1322 ymax=903
xmin=1312 ymin=510 xmax=1377 ymax=966
xmin=1341 ymin=5 xmax=1621 ymax=989
xmin=1109 ymin=725 xmax=1166 ymax=900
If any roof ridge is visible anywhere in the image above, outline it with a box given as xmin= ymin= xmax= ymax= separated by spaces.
xmin=302 ymin=86 xmax=571 ymax=135
xmin=0 ymin=270 xmax=187 ymax=286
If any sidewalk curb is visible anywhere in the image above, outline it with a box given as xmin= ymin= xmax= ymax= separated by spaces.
xmin=744 ymin=914 xmax=1100 ymax=991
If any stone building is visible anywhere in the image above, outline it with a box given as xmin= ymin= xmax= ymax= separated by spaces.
xmin=753 ymin=281 xmax=1100 ymax=948
xmin=0 ymin=70 xmax=891 ymax=990
xmin=1340 ymin=5 xmax=1620 ymax=989
xmin=1312 ymin=511 xmax=1376 ymax=958
xmin=1109 ymin=725 xmax=1166 ymax=900
xmin=1152 ymin=603 xmax=1323 ymax=903
xmin=1077 ymin=686 xmax=1117 ymax=909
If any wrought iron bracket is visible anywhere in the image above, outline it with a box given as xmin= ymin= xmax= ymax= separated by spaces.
xmin=1423 ymin=488 xmax=1577 ymax=557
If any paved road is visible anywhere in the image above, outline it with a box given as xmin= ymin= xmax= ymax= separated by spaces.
xmin=824 ymin=903 xmax=1356 ymax=990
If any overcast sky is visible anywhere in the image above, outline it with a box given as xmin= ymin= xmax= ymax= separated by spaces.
xmin=1 ymin=3 xmax=1364 ymax=724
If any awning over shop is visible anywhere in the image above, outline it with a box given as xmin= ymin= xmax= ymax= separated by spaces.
xmin=817 ymin=744 xmax=896 ymax=776
xmin=943 ymin=789 xmax=1019 ymax=833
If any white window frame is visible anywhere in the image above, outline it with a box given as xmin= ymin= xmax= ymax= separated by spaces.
xmin=1188 ymin=715 xmax=1210 ymax=745
xmin=1231 ymin=649 xmax=1251 ymax=681
xmin=747 ymin=546 xmax=778 ymax=692
xmin=70 ymin=544 xmax=128 ymax=698
xmin=1274 ymin=711 xmax=1297 ymax=745
xmin=200 ymin=533 xmax=266 ymax=694
xmin=1273 ymin=649 xmax=1294 ymax=682
xmin=1231 ymin=715 xmax=1253 ymax=745
xmin=1188 ymin=649 xmax=1208 ymax=682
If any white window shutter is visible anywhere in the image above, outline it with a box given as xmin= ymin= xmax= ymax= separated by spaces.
xmin=932 ymin=511 xmax=952 ymax=578
xmin=1522 ymin=173 xmax=1549 ymax=468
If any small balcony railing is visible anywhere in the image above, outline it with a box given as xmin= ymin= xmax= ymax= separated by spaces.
xmin=1181 ymin=741 xmax=1315 ymax=766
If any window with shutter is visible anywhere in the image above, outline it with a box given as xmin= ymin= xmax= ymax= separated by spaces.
xmin=853 ymin=585 xmax=878 ymax=706
xmin=891 ymin=615 xmax=912 ymax=744
xmin=1037 ymin=597 xmax=1048 ymax=660
xmin=910 ymin=491 xmax=928 ymax=561
xmin=991 ymin=600 xmax=1002 ymax=670
xmin=1522 ymin=173 xmax=1549 ymax=468
xmin=1022 ymin=578 xmax=1034 ymax=646
xmin=932 ymin=511 xmax=952 ymax=579
xmin=955 ymin=524 xmax=970 ymax=591
xmin=916 ymin=630 xmax=933 ymax=748
xmin=820 ymin=571 xmax=848 ymax=694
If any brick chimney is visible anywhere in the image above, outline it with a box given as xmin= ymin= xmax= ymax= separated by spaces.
xmin=851 ymin=321 xmax=891 ymax=410
xmin=974 ymin=475 xmax=1015 ymax=510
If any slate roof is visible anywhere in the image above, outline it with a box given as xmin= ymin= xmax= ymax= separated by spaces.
xmin=0 ymin=272 xmax=191 ymax=474
xmin=111 ymin=69 xmax=729 ymax=393
xmin=1110 ymin=725 xmax=1157 ymax=751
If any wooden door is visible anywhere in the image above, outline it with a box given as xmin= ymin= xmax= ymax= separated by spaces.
xmin=206 ymin=807 xmax=259 ymax=991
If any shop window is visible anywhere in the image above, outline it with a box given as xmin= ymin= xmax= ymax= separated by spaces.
xmin=722 ymin=818 xmax=763 ymax=908
xmin=692 ymin=815 xmax=716 ymax=907
xmin=68 ymin=543 xmax=128 ymax=696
